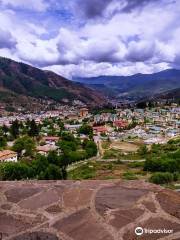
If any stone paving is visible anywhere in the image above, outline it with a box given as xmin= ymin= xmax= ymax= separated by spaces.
xmin=0 ymin=180 xmax=180 ymax=240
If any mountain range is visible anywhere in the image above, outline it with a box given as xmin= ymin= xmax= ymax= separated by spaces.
xmin=0 ymin=56 xmax=179 ymax=112
xmin=74 ymin=69 xmax=180 ymax=101
xmin=0 ymin=57 xmax=105 ymax=111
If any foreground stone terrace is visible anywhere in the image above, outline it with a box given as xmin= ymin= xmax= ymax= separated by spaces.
xmin=0 ymin=180 xmax=180 ymax=240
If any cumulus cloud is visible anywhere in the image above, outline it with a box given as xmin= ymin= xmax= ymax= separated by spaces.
xmin=44 ymin=61 xmax=169 ymax=79
xmin=72 ymin=0 xmax=163 ymax=20
xmin=0 ymin=0 xmax=179 ymax=78
xmin=0 ymin=28 xmax=16 ymax=49
xmin=0 ymin=0 xmax=49 ymax=12
xmin=73 ymin=0 xmax=111 ymax=19
xmin=126 ymin=40 xmax=156 ymax=62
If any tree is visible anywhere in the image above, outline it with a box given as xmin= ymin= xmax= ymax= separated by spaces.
xmin=47 ymin=151 xmax=60 ymax=165
xmin=2 ymin=125 xmax=9 ymax=136
xmin=28 ymin=120 xmax=39 ymax=137
xmin=12 ymin=136 xmax=36 ymax=157
xmin=0 ymin=162 xmax=32 ymax=180
xmin=136 ymin=101 xmax=147 ymax=109
xmin=138 ymin=145 xmax=148 ymax=156
xmin=61 ymin=132 xmax=75 ymax=141
xmin=78 ymin=124 xmax=93 ymax=136
xmin=83 ymin=140 xmax=97 ymax=158
xmin=10 ymin=120 xmax=20 ymax=139
xmin=40 ymin=164 xmax=62 ymax=180
xmin=0 ymin=136 xmax=7 ymax=149
xmin=31 ymin=154 xmax=49 ymax=177
xmin=59 ymin=140 xmax=77 ymax=152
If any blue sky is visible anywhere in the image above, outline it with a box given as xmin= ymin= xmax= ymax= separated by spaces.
xmin=0 ymin=0 xmax=180 ymax=78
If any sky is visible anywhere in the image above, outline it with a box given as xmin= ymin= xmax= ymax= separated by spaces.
xmin=0 ymin=0 xmax=180 ymax=79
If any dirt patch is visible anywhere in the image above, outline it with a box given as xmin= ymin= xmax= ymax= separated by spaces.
xmin=111 ymin=141 xmax=139 ymax=152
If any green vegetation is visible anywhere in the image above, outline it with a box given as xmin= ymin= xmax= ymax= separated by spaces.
xmin=143 ymin=138 xmax=180 ymax=185
xmin=144 ymin=145 xmax=180 ymax=173
xmin=32 ymin=86 xmax=75 ymax=101
xmin=0 ymin=115 xmax=179 ymax=185
xmin=92 ymin=108 xmax=116 ymax=115
xmin=12 ymin=136 xmax=36 ymax=157
xmin=58 ymin=132 xmax=97 ymax=165
xmin=101 ymin=141 xmax=111 ymax=149
xmin=10 ymin=119 xmax=20 ymax=139
xmin=0 ymin=57 xmax=100 ymax=105
xmin=69 ymin=164 xmax=96 ymax=180
xmin=138 ymin=144 xmax=148 ymax=156
xmin=103 ymin=149 xmax=121 ymax=159
xmin=68 ymin=160 xmax=144 ymax=180
xmin=0 ymin=162 xmax=33 ymax=180
xmin=149 ymin=172 xmax=174 ymax=184
xmin=78 ymin=124 xmax=93 ymax=136
xmin=0 ymin=152 xmax=66 ymax=180
xmin=122 ymin=171 xmax=138 ymax=180
xmin=0 ymin=136 xmax=7 ymax=149
xmin=0 ymin=119 xmax=98 ymax=181
xmin=128 ymin=161 xmax=144 ymax=168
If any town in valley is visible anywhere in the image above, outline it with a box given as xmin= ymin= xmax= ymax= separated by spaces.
xmin=0 ymin=99 xmax=179 ymax=189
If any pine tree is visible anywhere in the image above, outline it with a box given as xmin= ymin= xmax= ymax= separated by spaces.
xmin=28 ymin=120 xmax=39 ymax=137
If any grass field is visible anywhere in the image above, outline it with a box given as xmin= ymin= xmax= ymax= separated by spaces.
xmin=68 ymin=160 xmax=148 ymax=180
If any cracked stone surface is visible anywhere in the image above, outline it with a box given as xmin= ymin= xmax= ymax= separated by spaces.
xmin=0 ymin=180 xmax=180 ymax=240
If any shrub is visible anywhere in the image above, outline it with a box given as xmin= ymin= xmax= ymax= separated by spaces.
xmin=122 ymin=171 xmax=138 ymax=180
xmin=149 ymin=172 xmax=174 ymax=184
xmin=128 ymin=161 xmax=144 ymax=168
xmin=173 ymin=172 xmax=180 ymax=181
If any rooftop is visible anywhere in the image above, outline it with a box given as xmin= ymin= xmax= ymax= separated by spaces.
xmin=0 ymin=150 xmax=17 ymax=161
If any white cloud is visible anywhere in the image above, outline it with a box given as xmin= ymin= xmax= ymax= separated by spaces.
xmin=0 ymin=0 xmax=49 ymax=12
xmin=44 ymin=61 xmax=169 ymax=79
xmin=0 ymin=0 xmax=180 ymax=78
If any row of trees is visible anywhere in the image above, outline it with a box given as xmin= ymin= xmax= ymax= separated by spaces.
xmin=0 ymin=119 xmax=40 ymax=140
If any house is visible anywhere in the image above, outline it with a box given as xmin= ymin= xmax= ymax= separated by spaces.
xmin=42 ymin=136 xmax=59 ymax=146
xmin=0 ymin=150 xmax=18 ymax=163
xmin=93 ymin=126 xmax=107 ymax=134
xmin=64 ymin=124 xmax=82 ymax=132
xmin=113 ymin=120 xmax=128 ymax=129
xmin=36 ymin=145 xmax=58 ymax=156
